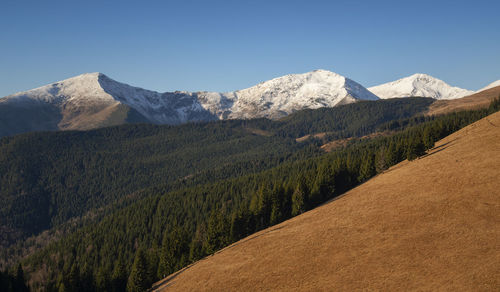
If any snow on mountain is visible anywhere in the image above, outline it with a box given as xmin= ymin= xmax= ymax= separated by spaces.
xmin=1 ymin=73 xmax=216 ymax=125
xmin=368 ymin=73 xmax=473 ymax=100
xmin=199 ymin=69 xmax=379 ymax=119
xmin=97 ymin=74 xmax=215 ymax=124
xmin=3 ymin=73 xmax=116 ymax=105
xmin=477 ymin=80 xmax=500 ymax=92
xmin=2 ymin=70 xmax=379 ymax=126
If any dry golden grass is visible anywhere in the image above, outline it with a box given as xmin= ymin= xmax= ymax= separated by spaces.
xmin=58 ymin=101 xmax=125 ymax=130
xmin=153 ymin=111 xmax=500 ymax=292
xmin=295 ymin=132 xmax=328 ymax=142
xmin=427 ymin=86 xmax=500 ymax=116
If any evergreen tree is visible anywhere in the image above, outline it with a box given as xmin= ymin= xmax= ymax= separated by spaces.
xmin=406 ymin=135 xmax=426 ymax=161
xmin=291 ymin=181 xmax=307 ymax=216
xmin=188 ymin=225 xmax=205 ymax=263
xmin=58 ymin=283 xmax=67 ymax=292
xmin=385 ymin=140 xmax=397 ymax=166
xmin=158 ymin=227 xmax=188 ymax=278
xmin=127 ymin=249 xmax=150 ymax=292
xmin=270 ymin=184 xmax=285 ymax=225
xmin=358 ymin=152 xmax=375 ymax=182
xmin=95 ymin=267 xmax=109 ymax=292
xmin=230 ymin=205 xmax=252 ymax=242
xmin=14 ymin=264 xmax=29 ymax=292
xmin=374 ymin=147 xmax=388 ymax=173
xmin=67 ymin=263 xmax=80 ymax=292
xmin=422 ymin=126 xmax=435 ymax=149
xmin=203 ymin=210 xmax=229 ymax=254
xmin=252 ymin=184 xmax=272 ymax=230
xmin=311 ymin=163 xmax=335 ymax=205
xmin=111 ymin=259 xmax=127 ymax=292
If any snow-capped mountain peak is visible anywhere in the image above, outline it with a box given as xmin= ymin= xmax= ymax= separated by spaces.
xmin=368 ymin=73 xmax=473 ymax=100
xmin=217 ymin=69 xmax=379 ymax=119
xmin=5 ymin=72 xmax=114 ymax=104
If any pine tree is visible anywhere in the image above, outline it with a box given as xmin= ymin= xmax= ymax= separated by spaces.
xmin=15 ymin=264 xmax=26 ymax=292
xmin=251 ymin=184 xmax=272 ymax=230
xmin=188 ymin=224 xmax=205 ymax=263
xmin=375 ymin=147 xmax=388 ymax=173
xmin=385 ymin=140 xmax=398 ymax=166
xmin=111 ymin=259 xmax=127 ymax=292
xmin=406 ymin=134 xmax=426 ymax=161
xmin=95 ymin=267 xmax=109 ymax=292
xmin=230 ymin=206 xmax=251 ymax=242
xmin=67 ymin=263 xmax=80 ymax=292
xmin=147 ymin=247 xmax=159 ymax=285
xmin=58 ymin=283 xmax=67 ymax=292
xmin=422 ymin=126 xmax=435 ymax=150
xmin=358 ymin=152 xmax=375 ymax=182
xmin=291 ymin=181 xmax=307 ymax=216
xmin=127 ymin=249 xmax=150 ymax=292
xmin=311 ymin=163 xmax=335 ymax=205
xmin=158 ymin=227 xmax=188 ymax=278
xmin=203 ymin=210 xmax=229 ymax=255
xmin=269 ymin=184 xmax=285 ymax=225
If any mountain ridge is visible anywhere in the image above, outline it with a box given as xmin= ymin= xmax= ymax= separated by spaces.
xmin=1 ymin=70 xmax=493 ymax=138
xmin=0 ymin=70 xmax=381 ymax=136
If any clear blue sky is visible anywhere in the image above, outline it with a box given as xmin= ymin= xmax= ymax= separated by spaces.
xmin=1 ymin=0 xmax=499 ymax=97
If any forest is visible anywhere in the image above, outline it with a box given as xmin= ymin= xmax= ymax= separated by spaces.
xmin=0 ymin=97 xmax=433 ymax=247
xmin=1 ymin=96 xmax=499 ymax=291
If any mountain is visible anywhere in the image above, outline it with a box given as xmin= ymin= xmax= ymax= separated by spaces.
xmin=198 ymin=69 xmax=379 ymax=119
xmin=368 ymin=73 xmax=473 ymax=100
xmin=0 ymin=73 xmax=152 ymax=137
xmin=477 ymin=79 xmax=500 ymax=92
xmin=152 ymin=110 xmax=500 ymax=292
xmin=0 ymin=70 xmax=378 ymax=137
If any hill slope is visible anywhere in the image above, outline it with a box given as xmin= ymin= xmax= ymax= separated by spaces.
xmin=154 ymin=111 xmax=500 ymax=291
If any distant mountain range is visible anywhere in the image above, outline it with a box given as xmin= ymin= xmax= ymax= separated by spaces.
xmin=1 ymin=70 xmax=498 ymax=137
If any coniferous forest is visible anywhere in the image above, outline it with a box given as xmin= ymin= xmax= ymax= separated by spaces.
xmin=1 ymin=97 xmax=499 ymax=291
